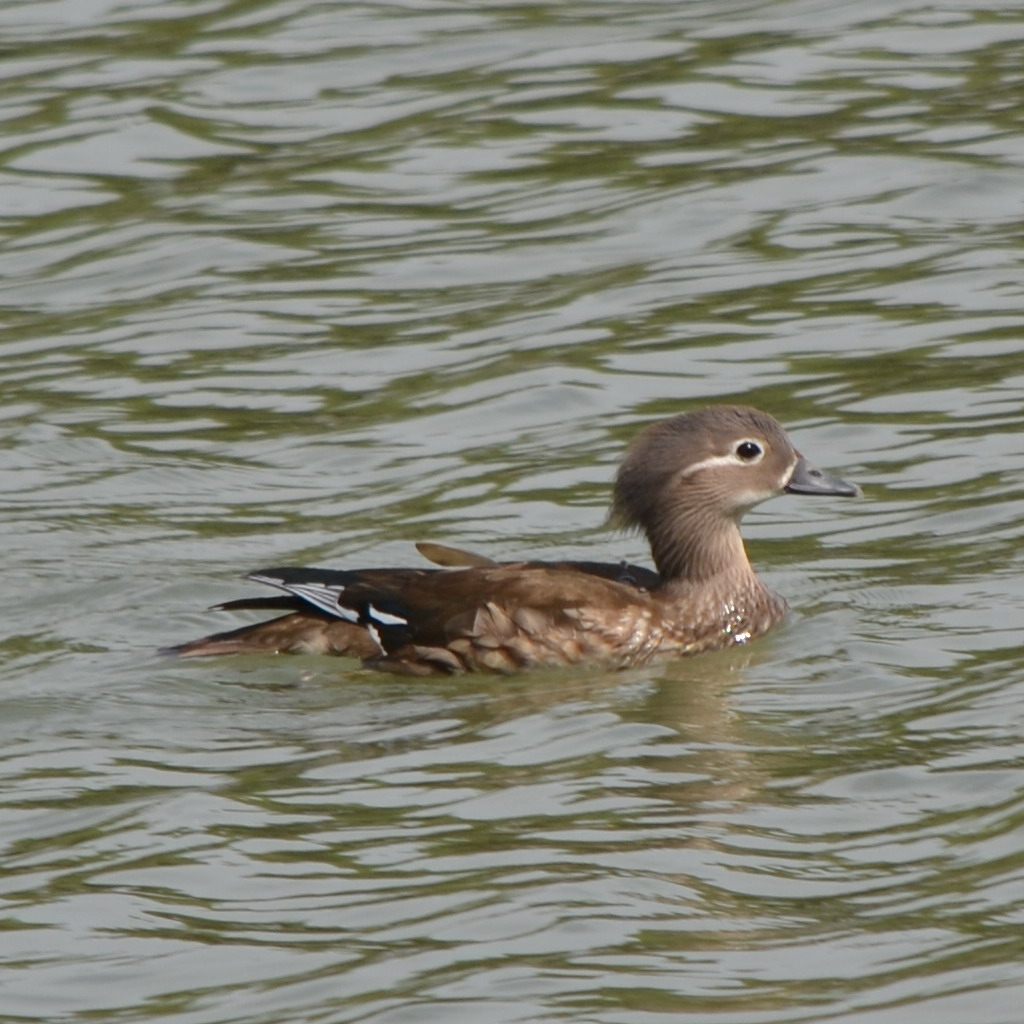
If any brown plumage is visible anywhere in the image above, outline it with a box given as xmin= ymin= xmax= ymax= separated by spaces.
xmin=165 ymin=405 xmax=859 ymax=674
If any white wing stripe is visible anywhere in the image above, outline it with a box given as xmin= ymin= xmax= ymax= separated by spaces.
xmin=251 ymin=574 xmax=359 ymax=623
xmin=367 ymin=603 xmax=408 ymax=626
xmin=365 ymin=621 xmax=384 ymax=654
xmin=291 ymin=584 xmax=360 ymax=622
xmin=250 ymin=575 xmax=406 ymax=630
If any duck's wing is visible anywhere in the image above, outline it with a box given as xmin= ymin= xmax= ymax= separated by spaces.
xmin=165 ymin=562 xmax=656 ymax=674
xmin=164 ymin=566 xmax=432 ymax=662
xmin=415 ymin=541 xmax=496 ymax=567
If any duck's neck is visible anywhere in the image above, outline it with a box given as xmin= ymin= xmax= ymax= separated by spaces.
xmin=647 ymin=513 xmax=786 ymax=645
xmin=647 ymin=511 xmax=756 ymax=590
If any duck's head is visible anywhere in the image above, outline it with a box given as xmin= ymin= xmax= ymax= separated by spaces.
xmin=612 ymin=405 xmax=859 ymax=581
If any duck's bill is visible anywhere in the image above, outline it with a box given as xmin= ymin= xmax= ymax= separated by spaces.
xmin=785 ymin=455 xmax=862 ymax=498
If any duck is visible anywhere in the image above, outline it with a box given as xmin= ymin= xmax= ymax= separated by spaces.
xmin=166 ymin=405 xmax=859 ymax=675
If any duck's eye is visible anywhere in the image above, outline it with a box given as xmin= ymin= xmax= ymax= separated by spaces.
xmin=735 ymin=441 xmax=763 ymax=462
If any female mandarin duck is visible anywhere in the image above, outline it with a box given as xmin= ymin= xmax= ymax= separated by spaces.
xmin=168 ymin=406 xmax=859 ymax=674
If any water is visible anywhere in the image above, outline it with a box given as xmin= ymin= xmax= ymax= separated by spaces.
xmin=2 ymin=0 xmax=1024 ymax=1021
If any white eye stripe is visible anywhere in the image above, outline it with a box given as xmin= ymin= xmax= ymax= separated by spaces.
xmin=679 ymin=440 xmax=767 ymax=477
xmin=679 ymin=452 xmax=754 ymax=477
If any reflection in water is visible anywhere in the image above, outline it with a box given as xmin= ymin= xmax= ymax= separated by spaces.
xmin=1 ymin=0 xmax=1024 ymax=1022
